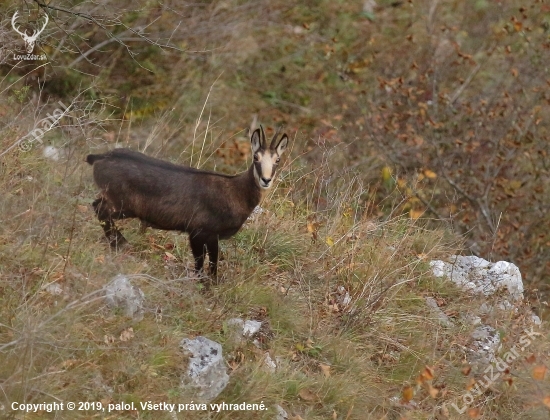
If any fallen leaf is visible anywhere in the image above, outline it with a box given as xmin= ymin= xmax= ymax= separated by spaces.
xmin=397 ymin=178 xmax=407 ymax=188
xmin=429 ymin=384 xmax=438 ymax=398
xmin=467 ymin=407 xmax=480 ymax=418
xmin=326 ymin=237 xmax=334 ymax=247
xmin=381 ymin=166 xmax=393 ymax=181
xmin=410 ymin=209 xmax=424 ymax=220
xmin=462 ymin=365 xmax=472 ymax=375
xmin=422 ymin=366 xmax=434 ymax=380
xmin=319 ymin=363 xmax=331 ymax=377
xmin=119 ymin=327 xmax=134 ymax=342
xmin=414 ymin=135 xmax=424 ymax=145
xmin=525 ymin=354 xmax=536 ymax=364
xmin=228 ymin=360 xmax=240 ymax=371
xmin=423 ymin=169 xmax=437 ymax=179
xmin=60 ymin=359 xmax=78 ymax=370
xmin=543 ymin=396 xmax=550 ymax=408
xmin=298 ymin=388 xmax=317 ymax=402
xmin=533 ymin=365 xmax=547 ymax=380
xmin=402 ymin=385 xmax=414 ymax=402
xmin=164 ymin=251 xmax=176 ymax=261
xmin=77 ymin=205 xmax=88 ymax=213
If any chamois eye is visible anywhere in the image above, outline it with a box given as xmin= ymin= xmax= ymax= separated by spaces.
xmin=254 ymin=154 xmax=259 ymax=162
xmin=276 ymin=157 xmax=280 ymax=163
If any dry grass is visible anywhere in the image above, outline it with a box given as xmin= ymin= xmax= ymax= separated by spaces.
xmin=1 ymin=110 xmax=549 ymax=419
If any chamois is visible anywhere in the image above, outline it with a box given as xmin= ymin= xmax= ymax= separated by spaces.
xmin=86 ymin=126 xmax=288 ymax=276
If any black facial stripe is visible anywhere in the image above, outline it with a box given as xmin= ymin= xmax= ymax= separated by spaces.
xmin=254 ymin=159 xmax=276 ymax=181
xmin=254 ymin=161 xmax=264 ymax=179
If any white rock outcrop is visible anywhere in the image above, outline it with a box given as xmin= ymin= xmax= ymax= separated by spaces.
xmin=429 ymin=255 xmax=539 ymax=367
xmin=430 ymin=255 xmax=523 ymax=300
xmin=180 ymin=336 xmax=229 ymax=402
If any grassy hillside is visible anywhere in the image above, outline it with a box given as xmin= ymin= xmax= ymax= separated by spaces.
xmin=1 ymin=0 xmax=550 ymax=418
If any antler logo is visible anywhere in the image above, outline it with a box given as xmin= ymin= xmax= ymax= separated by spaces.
xmin=12 ymin=11 xmax=49 ymax=54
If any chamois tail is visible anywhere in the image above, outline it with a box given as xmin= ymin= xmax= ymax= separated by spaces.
xmin=86 ymin=154 xmax=105 ymax=165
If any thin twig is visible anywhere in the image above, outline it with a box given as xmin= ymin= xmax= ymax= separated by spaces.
xmin=441 ymin=171 xmax=495 ymax=233
xmin=189 ymin=73 xmax=223 ymax=166
xmin=450 ymin=62 xmax=481 ymax=104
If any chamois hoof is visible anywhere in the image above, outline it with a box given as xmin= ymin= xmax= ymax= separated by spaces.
xmin=108 ymin=235 xmax=129 ymax=251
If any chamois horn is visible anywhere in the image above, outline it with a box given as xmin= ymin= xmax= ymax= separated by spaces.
xmin=270 ymin=125 xmax=284 ymax=149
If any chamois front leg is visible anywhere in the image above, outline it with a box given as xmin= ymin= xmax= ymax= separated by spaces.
xmin=205 ymin=235 xmax=219 ymax=277
xmin=189 ymin=232 xmax=219 ymax=277
xmin=139 ymin=220 xmax=149 ymax=234
xmin=92 ymin=198 xmax=128 ymax=248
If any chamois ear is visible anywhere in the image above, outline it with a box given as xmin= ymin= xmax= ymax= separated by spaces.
xmin=251 ymin=128 xmax=262 ymax=153
xmin=276 ymin=134 xmax=288 ymax=156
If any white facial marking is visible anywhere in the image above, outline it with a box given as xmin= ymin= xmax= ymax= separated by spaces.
xmin=250 ymin=128 xmax=288 ymax=190
xmin=254 ymin=150 xmax=280 ymax=189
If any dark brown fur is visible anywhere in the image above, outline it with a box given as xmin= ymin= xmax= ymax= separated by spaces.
xmin=86 ymin=128 xmax=287 ymax=276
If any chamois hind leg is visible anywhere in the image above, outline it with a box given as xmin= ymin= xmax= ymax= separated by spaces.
xmin=92 ymin=197 xmax=128 ymax=248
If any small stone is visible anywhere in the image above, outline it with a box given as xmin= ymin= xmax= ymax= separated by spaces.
xmin=180 ymin=336 xmax=229 ymax=402
xmin=425 ymin=297 xmax=453 ymax=327
xmin=243 ymin=320 xmax=262 ymax=336
xmin=43 ymin=283 xmax=63 ymax=296
xmin=274 ymin=404 xmax=288 ymax=420
xmin=227 ymin=318 xmax=262 ymax=342
xmin=43 ymin=145 xmax=61 ymax=161
xmin=469 ymin=325 xmax=500 ymax=366
xmin=263 ymin=353 xmax=277 ymax=373
xmin=104 ymin=274 xmax=145 ymax=321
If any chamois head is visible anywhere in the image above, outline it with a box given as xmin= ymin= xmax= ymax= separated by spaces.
xmin=250 ymin=125 xmax=288 ymax=189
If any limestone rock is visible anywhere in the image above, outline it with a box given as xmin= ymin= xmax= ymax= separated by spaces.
xmin=104 ymin=275 xmax=145 ymax=321
xmin=430 ymin=255 xmax=523 ymax=300
xmin=180 ymin=336 xmax=229 ymax=402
